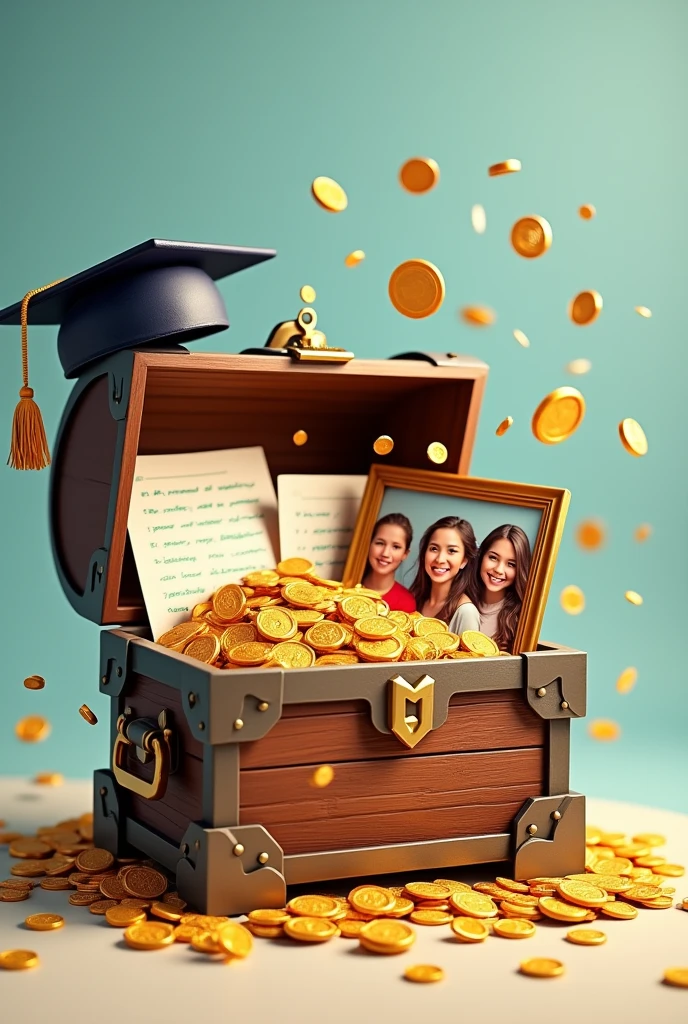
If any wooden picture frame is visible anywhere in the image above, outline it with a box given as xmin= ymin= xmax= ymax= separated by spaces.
xmin=343 ymin=465 xmax=570 ymax=654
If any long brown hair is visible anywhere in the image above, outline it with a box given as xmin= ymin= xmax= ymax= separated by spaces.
xmin=468 ymin=524 xmax=531 ymax=652
xmin=409 ymin=516 xmax=477 ymax=622
xmin=364 ymin=513 xmax=413 ymax=577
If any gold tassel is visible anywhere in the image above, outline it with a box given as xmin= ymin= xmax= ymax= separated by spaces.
xmin=7 ymin=279 xmax=64 ymax=471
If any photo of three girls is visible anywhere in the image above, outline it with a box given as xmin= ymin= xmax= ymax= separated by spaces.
xmin=362 ymin=512 xmax=532 ymax=653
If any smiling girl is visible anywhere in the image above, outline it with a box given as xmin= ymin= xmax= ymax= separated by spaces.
xmin=362 ymin=513 xmax=416 ymax=612
xmin=467 ymin=524 xmax=532 ymax=652
xmin=409 ymin=516 xmax=479 ymax=626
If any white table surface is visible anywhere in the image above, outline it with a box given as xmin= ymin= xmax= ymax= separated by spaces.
xmin=1 ymin=777 xmax=687 ymax=1024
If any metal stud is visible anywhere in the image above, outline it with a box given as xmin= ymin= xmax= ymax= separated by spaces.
xmin=194 ymin=839 xmax=201 ymax=851
xmin=233 ymin=844 xmax=245 ymax=857
xmin=99 ymin=787 xmax=107 ymax=796
xmin=116 ymin=667 xmax=123 ymax=677
xmin=561 ymin=700 xmax=569 ymax=710
xmin=552 ymin=810 xmax=562 ymax=821
xmin=234 ymin=718 xmax=244 ymax=730
xmin=527 ymin=824 xmax=538 ymax=835
xmin=181 ymin=843 xmax=189 ymax=855
xmin=257 ymin=702 xmax=269 ymax=712
xmin=257 ymin=852 xmax=269 ymax=864
xmin=101 ymin=675 xmax=107 ymax=684
xmin=188 ymin=692 xmax=196 ymax=707
xmin=537 ymin=687 xmax=547 ymax=697
xmin=198 ymin=721 xmax=205 ymax=731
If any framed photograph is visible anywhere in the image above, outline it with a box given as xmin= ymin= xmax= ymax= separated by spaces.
xmin=343 ymin=466 xmax=570 ymax=654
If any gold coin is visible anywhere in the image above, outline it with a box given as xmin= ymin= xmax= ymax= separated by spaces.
xmin=633 ymin=833 xmax=666 ymax=848
xmin=171 ymin=923 xmax=204 ymax=943
xmin=496 ymin=877 xmax=530 ymax=894
xmin=255 ymin=607 xmax=297 ymax=642
xmin=270 ymin=641 xmax=315 ymax=668
xmin=190 ymin=930 xmax=224 ymax=954
xmin=183 ymin=634 xmax=221 ymax=664
xmin=34 ymin=772 xmax=63 ymax=786
xmin=282 ymin=581 xmax=326 ymax=608
xmin=569 ymin=290 xmax=603 ymax=325
xmin=293 ymin=429 xmax=308 ymax=446
xmin=512 ymin=328 xmax=530 ymax=349
xmin=460 ymin=305 xmax=495 ymax=326
xmin=488 ymin=159 xmax=521 ymax=176
xmin=75 ymin=848 xmax=115 ymax=873
xmin=511 ymin=216 xmax=552 ymax=258
xmin=345 ymin=249 xmax=365 ymax=267
xmin=409 ymin=909 xmax=453 ymax=926
xmin=578 ymin=204 xmax=596 ymax=220
xmin=434 ymin=879 xmax=473 ymax=894
xmin=9 ymin=837 xmax=52 ymax=858
xmin=288 ymin=895 xmax=341 ymax=919
xmin=219 ymin=623 xmax=256 ymax=656
xmin=460 ymin=631 xmax=499 ymax=657
xmin=619 ymin=418 xmax=648 ymax=457
xmin=122 ymin=866 xmax=168 ymax=899
xmin=359 ymin=919 xmax=415 ymax=954
xmin=78 ymin=703 xmax=98 ymax=725
xmin=450 ymin=916 xmax=489 ymax=942
xmin=14 ymin=715 xmax=50 ymax=743
xmin=557 ymin=880 xmax=607 ymax=907
xmin=403 ymin=884 xmax=450 ymax=901
xmin=157 ymin=621 xmax=205 ymax=650
xmin=471 ymin=204 xmax=487 ymax=234
xmin=427 ymin=441 xmax=448 ymax=464
xmin=0 ymin=888 xmax=30 ymax=901
xmin=277 ymin=557 xmax=314 ymax=576
xmin=300 ymin=285 xmax=316 ymax=304
xmin=373 ymin=435 xmax=394 ymax=456
xmin=388 ymin=259 xmax=445 ymax=319
xmin=311 ymin=175 xmax=348 ymax=213
xmin=226 ymin=640 xmax=273 ymax=666
xmin=385 ymin=896 xmax=416 ymax=918
xmin=493 ymin=918 xmax=536 ymax=939
xmin=213 ymin=582 xmax=247 ymax=621
xmin=105 ymin=905 xmax=147 ymax=927
xmin=635 ymin=305 xmax=652 ymax=318
xmin=566 ymin=358 xmax=592 ymax=375
xmin=339 ymin=595 xmax=378 ymax=621
xmin=399 ymin=157 xmax=440 ymax=194
xmin=496 ymin=416 xmax=513 ymax=437
xmin=616 ymin=667 xmax=637 ymax=694
xmin=284 ymin=916 xmax=339 ymax=942
xmin=124 ymin=921 xmax=176 ymax=950
xmin=566 ymin=873 xmax=632 ymax=894
xmin=427 ymin=631 xmax=461 ymax=654
xmin=501 ymin=902 xmax=541 ymax=920
xmin=576 ymin=519 xmax=605 ymax=551
xmin=404 ymin=964 xmax=445 ymax=983
xmin=310 ymin=765 xmax=335 ymax=788
xmin=600 ymin=901 xmax=637 ymax=920
xmin=624 ymin=590 xmax=643 ymax=606
xmin=450 ymin=891 xmax=498 ymax=918
xmin=560 ymin=585 xmax=585 ymax=615
xmin=663 ymin=968 xmax=688 ymax=988
xmin=588 ymin=719 xmax=621 ymax=742
xmin=150 ymin=901 xmax=184 ymax=922
xmin=355 ymin=636 xmax=403 ymax=662
xmin=23 ymin=675 xmax=45 ymax=690
xmin=248 ymin=909 xmax=290 ymax=926
xmin=538 ymin=897 xmax=588 ymax=922
xmin=314 ymin=653 xmax=359 ymax=666
xmin=532 ymin=386 xmax=585 ymax=444
xmin=520 ymin=957 xmax=565 ymax=978
xmin=304 ymin=621 xmax=347 ymax=652
xmin=349 ymin=885 xmax=396 ymax=915
xmin=354 ymin=616 xmax=397 ymax=640
xmin=652 ymin=863 xmax=685 ymax=877
xmin=217 ymin=921 xmax=253 ymax=958
xmin=0 ymin=949 xmax=39 ymax=970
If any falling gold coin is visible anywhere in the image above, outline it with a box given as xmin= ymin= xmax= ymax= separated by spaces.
xmin=0 ymin=950 xmax=39 ymax=970
xmin=310 ymin=765 xmax=335 ymax=788
xmin=293 ymin=430 xmax=308 ymax=446
xmin=388 ymin=259 xmax=445 ymax=319
xmin=569 ymin=290 xmax=603 ymax=325
xmin=14 ymin=716 xmax=50 ymax=743
xmin=663 ymin=968 xmax=688 ymax=989
xmin=588 ymin=719 xmax=621 ymax=742
xmin=511 ymin=216 xmax=552 ymax=258
xmin=578 ymin=204 xmax=596 ymax=220
xmin=460 ymin=306 xmax=495 ymax=326
xmin=560 ymin=585 xmax=585 ymax=615
xmin=634 ymin=523 xmax=652 ymax=543
xmin=576 ymin=519 xmax=605 ymax=550
xmin=566 ymin=928 xmax=607 ymax=946
xmin=471 ymin=204 xmax=486 ymax=234
xmin=532 ymin=387 xmax=586 ymax=444
xmin=311 ymin=176 xmax=348 ymax=213
xmin=496 ymin=417 xmax=513 ymax=437
xmin=404 ymin=964 xmax=445 ymax=983
xmin=399 ymin=157 xmax=440 ymax=194
xmin=23 ymin=675 xmax=45 ymax=690
xmin=488 ymin=159 xmax=521 ymax=177
xmin=34 ymin=773 xmax=64 ymax=786
xmin=619 ymin=418 xmax=648 ymax=457
xmin=566 ymin=358 xmax=592 ymax=375
xmin=616 ymin=667 xmax=638 ymax=694
xmin=513 ymin=329 xmax=530 ymax=348
xmin=520 ymin=957 xmax=565 ymax=979
xmin=300 ymin=285 xmax=316 ymax=304
xmin=345 ymin=250 xmax=365 ymax=267
xmin=635 ymin=306 xmax=652 ymax=318
xmin=427 ymin=442 xmax=448 ymax=465
xmin=373 ymin=435 xmax=394 ymax=456
xmin=624 ymin=590 xmax=643 ymax=606
xmin=79 ymin=705 xmax=98 ymax=725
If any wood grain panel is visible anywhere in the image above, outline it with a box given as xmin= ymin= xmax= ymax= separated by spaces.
xmin=122 ymin=674 xmax=205 ymax=759
xmin=241 ymin=693 xmax=545 ymax=769
xmin=126 ymin=751 xmax=203 ymax=845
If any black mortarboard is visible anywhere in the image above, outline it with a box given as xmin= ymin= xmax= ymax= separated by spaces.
xmin=0 ymin=238 xmax=275 ymax=469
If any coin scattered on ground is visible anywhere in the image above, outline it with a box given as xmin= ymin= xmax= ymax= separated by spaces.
xmin=560 ymin=585 xmax=585 ymax=615
xmin=569 ymin=290 xmax=603 ymax=325
xmin=616 ymin=667 xmax=638 ymax=694
xmin=23 ymin=675 xmax=45 ymax=690
xmin=388 ymin=259 xmax=445 ymax=319
xmin=588 ymin=719 xmax=621 ymax=742
xmin=634 ymin=523 xmax=652 ymax=543
xmin=460 ymin=306 xmax=495 ymax=326
xmin=310 ymin=765 xmax=335 ymax=788
xmin=471 ymin=204 xmax=486 ymax=234
xmin=373 ymin=435 xmax=394 ymax=456
xmin=520 ymin=957 xmax=565 ymax=978
xmin=488 ymin=159 xmax=521 ymax=176
xmin=79 ymin=705 xmax=97 ymax=725
xmin=578 ymin=204 xmax=596 ymax=219
xmin=495 ymin=417 xmax=513 ymax=437
xmin=300 ymin=285 xmax=316 ymax=304
xmin=25 ymin=913 xmax=64 ymax=931
xmin=624 ymin=590 xmax=643 ymax=606
xmin=511 ymin=216 xmax=552 ymax=258
xmin=311 ymin=176 xmax=348 ymax=213
xmin=14 ymin=716 xmax=50 ymax=743
xmin=399 ymin=157 xmax=440 ymax=194
xmin=34 ymin=772 xmax=64 ymax=786
xmin=513 ymin=329 xmax=530 ymax=348
xmin=576 ymin=519 xmax=605 ymax=550
xmin=566 ymin=928 xmax=607 ymax=945
xmin=634 ymin=306 xmax=652 ymax=318
xmin=619 ymin=418 xmax=648 ymax=457
xmin=404 ymin=964 xmax=445 ymax=983
xmin=344 ymin=250 xmax=365 ymax=267
xmin=0 ymin=950 xmax=39 ymax=970
xmin=532 ymin=387 xmax=586 ymax=445
xmin=292 ymin=430 xmax=308 ymax=446
xmin=566 ymin=358 xmax=592 ymax=375
xmin=663 ymin=967 xmax=688 ymax=989
xmin=427 ymin=442 xmax=448 ymax=465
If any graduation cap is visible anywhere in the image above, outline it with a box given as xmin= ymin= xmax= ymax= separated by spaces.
xmin=0 ymin=238 xmax=276 ymax=470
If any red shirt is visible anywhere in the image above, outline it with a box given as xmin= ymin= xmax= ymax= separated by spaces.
xmin=384 ymin=580 xmax=416 ymax=613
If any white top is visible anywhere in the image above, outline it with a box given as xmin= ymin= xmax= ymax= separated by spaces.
xmin=448 ymin=601 xmax=481 ymax=635
xmin=478 ymin=598 xmax=505 ymax=640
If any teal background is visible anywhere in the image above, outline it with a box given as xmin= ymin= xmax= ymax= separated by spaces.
xmin=0 ymin=0 xmax=686 ymax=813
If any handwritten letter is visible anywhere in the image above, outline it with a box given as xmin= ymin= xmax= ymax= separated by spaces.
xmin=277 ymin=475 xmax=367 ymax=581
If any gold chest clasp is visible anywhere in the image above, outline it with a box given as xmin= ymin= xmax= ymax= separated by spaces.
xmin=387 ymin=673 xmax=435 ymax=749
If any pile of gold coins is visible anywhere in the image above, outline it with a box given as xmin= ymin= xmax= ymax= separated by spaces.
xmin=156 ymin=557 xmax=501 ymax=669
xmin=1 ymin=816 xmax=686 ymax=985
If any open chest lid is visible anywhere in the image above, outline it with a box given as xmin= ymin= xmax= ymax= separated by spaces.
xmin=49 ymin=347 xmax=489 ymax=626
